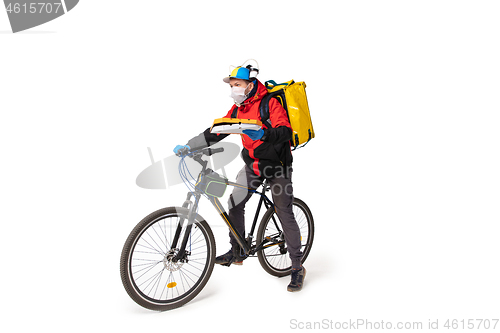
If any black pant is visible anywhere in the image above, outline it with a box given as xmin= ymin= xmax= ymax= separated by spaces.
xmin=227 ymin=165 xmax=303 ymax=269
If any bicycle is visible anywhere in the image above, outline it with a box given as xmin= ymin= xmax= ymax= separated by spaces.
xmin=120 ymin=146 xmax=314 ymax=311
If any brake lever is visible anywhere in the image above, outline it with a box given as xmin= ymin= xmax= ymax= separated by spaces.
xmin=175 ymin=147 xmax=191 ymax=157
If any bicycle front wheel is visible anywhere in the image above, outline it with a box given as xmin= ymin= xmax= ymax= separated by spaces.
xmin=120 ymin=207 xmax=216 ymax=311
xmin=256 ymin=198 xmax=314 ymax=277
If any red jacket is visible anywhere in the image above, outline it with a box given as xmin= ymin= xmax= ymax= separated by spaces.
xmin=188 ymin=80 xmax=293 ymax=178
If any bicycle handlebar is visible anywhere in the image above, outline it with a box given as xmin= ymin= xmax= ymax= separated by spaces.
xmin=203 ymin=147 xmax=224 ymax=156
xmin=175 ymin=147 xmax=225 ymax=158
xmin=176 ymin=146 xmax=225 ymax=177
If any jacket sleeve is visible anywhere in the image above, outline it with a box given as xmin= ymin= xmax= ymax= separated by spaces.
xmin=261 ymin=98 xmax=292 ymax=144
xmin=186 ymin=106 xmax=236 ymax=150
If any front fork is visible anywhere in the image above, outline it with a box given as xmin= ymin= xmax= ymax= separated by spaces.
xmin=172 ymin=192 xmax=200 ymax=262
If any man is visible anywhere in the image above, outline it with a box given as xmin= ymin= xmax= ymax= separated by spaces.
xmin=174 ymin=64 xmax=306 ymax=292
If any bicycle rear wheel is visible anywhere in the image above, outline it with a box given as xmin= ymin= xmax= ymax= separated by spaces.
xmin=256 ymin=198 xmax=314 ymax=277
xmin=120 ymin=207 xmax=215 ymax=311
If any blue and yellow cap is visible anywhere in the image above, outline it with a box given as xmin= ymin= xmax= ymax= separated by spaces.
xmin=223 ymin=66 xmax=250 ymax=83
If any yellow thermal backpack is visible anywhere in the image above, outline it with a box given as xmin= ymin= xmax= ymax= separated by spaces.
xmin=262 ymin=80 xmax=315 ymax=150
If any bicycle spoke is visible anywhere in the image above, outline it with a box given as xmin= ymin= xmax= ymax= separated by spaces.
xmin=156 ymin=218 xmax=170 ymax=253
xmin=140 ymin=234 xmax=166 ymax=257
xmin=150 ymin=222 xmax=168 ymax=253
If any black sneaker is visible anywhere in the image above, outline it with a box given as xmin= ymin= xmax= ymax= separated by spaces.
xmin=215 ymin=248 xmax=245 ymax=266
xmin=287 ymin=267 xmax=306 ymax=292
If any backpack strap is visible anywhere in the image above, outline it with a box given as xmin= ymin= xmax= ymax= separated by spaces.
xmin=260 ymin=90 xmax=288 ymax=129
xmin=230 ymin=104 xmax=238 ymax=118
xmin=259 ymin=94 xmax=274 ymax=129
xmin=265 ymin=80 xmax=294 ymax=90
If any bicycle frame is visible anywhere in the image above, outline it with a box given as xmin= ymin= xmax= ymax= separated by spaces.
xmin=172 ymin=150 xmax=283 ymax=263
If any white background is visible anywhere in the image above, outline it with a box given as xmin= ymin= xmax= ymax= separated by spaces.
xmin=1 ymin=1 xmax=499 ymax=332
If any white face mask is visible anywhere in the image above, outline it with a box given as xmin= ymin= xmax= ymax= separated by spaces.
xmin=230 ymin=86 xmax=248 ymax=105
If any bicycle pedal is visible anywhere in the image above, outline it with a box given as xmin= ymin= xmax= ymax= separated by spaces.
xmin=218 ymin=257 xmax=236 ymax=267
xmin=265 ymin=236 xmax=274 ymax=242
xmin=265 ymin=236 xmax=279 ymax=243
xmin=217 ymin=258 xmax=244 ymax=267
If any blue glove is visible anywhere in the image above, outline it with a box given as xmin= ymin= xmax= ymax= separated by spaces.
xmin=242 ymin=129 xmax=264 ymax=141
xmin=173 ymin=144 xmax=190 ymax=154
